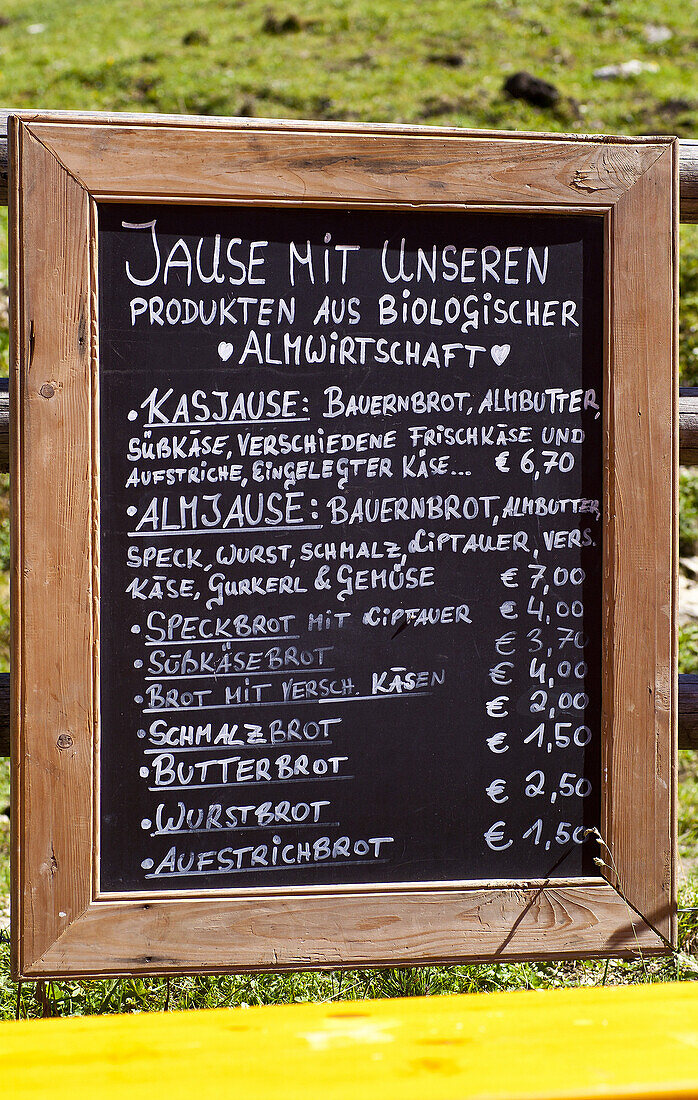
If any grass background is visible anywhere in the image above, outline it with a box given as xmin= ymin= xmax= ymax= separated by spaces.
xmin=2 ymin=0 xmax=698 ymax=1017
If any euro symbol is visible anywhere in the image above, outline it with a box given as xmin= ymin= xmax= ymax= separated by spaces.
xmin=486 ymin=696 xmax=509 ymax=718
xmin=486 ymin=731 xmax=509 ymax=753
xmin=483 ymin=821 xmax=513 ymax=851
xmin=495 ymin=631 xmax=516 ymax=656
xmin=499 ymin=601 xmax=518 ymax=619
xmin=500 ymin=568 xmax=518 ymax=588
xmin=485 ymin=779 xmax=508 ymax=803
xmin=489 ymin=661 xmax=514 ymax=685
xmin=495 ymin=451 xmax=510 ymax=473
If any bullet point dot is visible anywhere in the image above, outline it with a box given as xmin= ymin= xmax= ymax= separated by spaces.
xmin=134 ymin=659 xmax=143 ymax=669
xmin=134 ymin=695 xmax=143 ymax=704
xmin=139 ymin=766 xmax=149 ymax=778
xmin=127 ymin=505 xmax=137 ymax=517
xmin=141 ymin=858 xmax=154 ymax=870
xmin=141 ymin=818 xmax=151 ymax=830
xmin=128 ymin=410 xmax=138 ymax=421
xmin=137 ymin=729 xmax=146 ymax=739
xmin=131 ymin=624 xmax=141 ymax=634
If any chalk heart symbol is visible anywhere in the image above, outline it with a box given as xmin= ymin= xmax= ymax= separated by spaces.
xmin=218 ymin=341 xmax=234 ymax=362
xmin=491 ymin=344 xmax=511 ymax=366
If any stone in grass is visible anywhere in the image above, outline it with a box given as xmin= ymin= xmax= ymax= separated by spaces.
xmin=503 ymin=71 xmax=560 ymax=109
xmin=593 ymin=59 xmax=659 ymax=79
xmin=643 ymin=24 xmax=672 ymax=45
xmin=661 ymin=98 xmax=693 ymax=115
xmin=263 ymin=13 xmax=303 ymax=34
xmin=182 ymin=29 xmax=209 ymax=46
xmin=427 ymin=52 xmax=464 ymax=68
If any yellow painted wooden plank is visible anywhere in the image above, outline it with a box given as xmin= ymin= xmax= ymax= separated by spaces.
xmin=6 ymin=982 xmax=698 ymax=1099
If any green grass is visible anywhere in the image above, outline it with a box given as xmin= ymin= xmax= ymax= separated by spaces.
xmin=0 ymin=0 xmax=697 ymax=134
xmin=3 ymin=0 xmax=698 ymax=1018
xmin=5 ymin=909 xmax=698 ymax=1020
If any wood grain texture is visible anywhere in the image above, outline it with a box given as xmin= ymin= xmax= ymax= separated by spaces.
xmin=679 ymin=387 xmax=698 ymax=464
xmin=9 ymin=116 xmax=677 ymax=976
xmin=0 ymin=115 xmax=7 ymax=206
xmin=5 ymin=110 xmax=698 ymax=220
xmin=22 ymin=121 xmax=671 ymax=208
xmin=10 ymin=121 xmax=95 ymax=976
xmin=680 ymin=139 xmax=698 ymax=222
xmin=0 ymin=379 xmax=8 ymax=472
xmin=679 ymin=674 xmax=698 ymax=748
xmin=602 ymin=144 xmax=677 ymax=944
xmin=22 ymin=884 xmax=664 ymax=978
xmin=0 ymin=675 xmax=9 ymax=756
xmin=8 ymin=982 xmax=698 ymax=1100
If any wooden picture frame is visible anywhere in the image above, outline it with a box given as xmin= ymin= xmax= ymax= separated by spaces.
xmin=9 ymin=112 xmax=677 ymax=978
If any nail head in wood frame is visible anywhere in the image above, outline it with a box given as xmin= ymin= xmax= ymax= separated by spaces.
xmin=9 ymin=113 xmax=677 ymax=978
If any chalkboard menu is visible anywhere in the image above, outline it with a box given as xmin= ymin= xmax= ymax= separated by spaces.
xmin=11 ymin=117 xmax=676 ymax=977
xmin=98 ymin=205 xmax=604 ymax=891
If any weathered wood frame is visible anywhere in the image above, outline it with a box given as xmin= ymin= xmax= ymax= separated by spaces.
xmin=9 ymin=113 xmax=678 ymax=978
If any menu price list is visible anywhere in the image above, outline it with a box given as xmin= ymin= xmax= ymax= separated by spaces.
xmin=98 ymin=205 xmax=603 ymax=891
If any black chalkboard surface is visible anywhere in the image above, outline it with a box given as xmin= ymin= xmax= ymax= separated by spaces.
xmin=98 ymin=204 xmax=603 ymax=892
